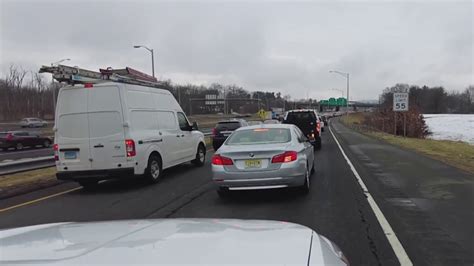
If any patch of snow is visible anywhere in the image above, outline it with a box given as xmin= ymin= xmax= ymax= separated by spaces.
xmin=423 ymin=114 xmax=474 ymax=145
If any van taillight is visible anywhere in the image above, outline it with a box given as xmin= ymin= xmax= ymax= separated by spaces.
xmin=316 ymin=121 xmax=321 ymax=133
xmin=125 ymin=139 xmax=136 ymax=157
xmin=271 ymin=151 xmax=297 ymax=163
xmin=53 ymin=144 xmax=59 ymax=161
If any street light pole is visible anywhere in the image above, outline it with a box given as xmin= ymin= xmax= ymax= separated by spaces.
xmin=329 ymin=70 xmax=350 ymax=115
xmin=133 ymin=45 xmax=155 ymax=78
xmin=51 ymin=58 xmax=70 ymax=116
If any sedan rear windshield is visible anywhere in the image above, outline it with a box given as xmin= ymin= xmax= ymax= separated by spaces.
xmin=216 ymin=122 xmax=241 ymax=130
xmin=226 ymin=128 xmax=291 ymax=145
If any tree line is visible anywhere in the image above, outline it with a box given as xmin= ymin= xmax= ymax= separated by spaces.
xmin=0 ymin=64 xmax=315 ymax=121
xmin=380 ymin=84 xmax=473 ymax=114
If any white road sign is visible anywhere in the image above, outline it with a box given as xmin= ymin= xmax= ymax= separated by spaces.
xmin=393 ymin=93 xmax=409 ymax=112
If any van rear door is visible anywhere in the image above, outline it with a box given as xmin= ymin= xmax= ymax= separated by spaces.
xmin=87 ymin=85 xmax=126 ymax=170
xmin=56 ymin=88 xmax=92 ymax=171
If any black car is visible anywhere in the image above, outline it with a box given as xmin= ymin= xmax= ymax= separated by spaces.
xmin=211 ymin=119 xmax=249 ymax=151
xmin=283 ymin=110 xmax=322 ymax=149
xmin=0 ymin=131 xmax=52 ymax=151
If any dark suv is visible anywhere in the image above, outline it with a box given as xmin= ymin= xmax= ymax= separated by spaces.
xmin=283 ymin=110 xmax=322 ymax=149
xmin=211 ymin=119 xmax=248 ymax=151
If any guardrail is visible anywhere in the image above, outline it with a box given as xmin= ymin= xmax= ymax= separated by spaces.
xmin=0 ymin=132 xmax=213 ymax=176
xmin=0 ymin=156 xmax=55 ymax=175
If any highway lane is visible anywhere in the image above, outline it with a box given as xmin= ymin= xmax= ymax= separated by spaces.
xmin=0 ymin=123 xmax=398 ymax=265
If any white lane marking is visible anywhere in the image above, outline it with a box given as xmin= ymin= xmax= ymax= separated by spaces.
xmin=329 ymin=122 xmax=413 ymax=266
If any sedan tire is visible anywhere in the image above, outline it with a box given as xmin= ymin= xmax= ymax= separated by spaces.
xmin=43 ymin=140 xmax=51 ymax=148
xmin=15 ymin=143 xmax=24 ymax=150
xmin=298 ymin=167 xmax=310 ymax=194
xmin=217 ymin=188 xmax=230 ymax=198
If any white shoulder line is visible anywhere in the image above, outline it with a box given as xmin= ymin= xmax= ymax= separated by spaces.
xmin=329 ymin=122 xmax=413 ymax=266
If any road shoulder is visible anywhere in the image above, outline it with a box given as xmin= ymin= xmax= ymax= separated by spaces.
xmin=331 ymin=118 xmax=474 ymax=265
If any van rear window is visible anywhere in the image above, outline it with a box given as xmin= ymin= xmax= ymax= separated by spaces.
xmin=58 ymin=114 xmax=89 ymax=139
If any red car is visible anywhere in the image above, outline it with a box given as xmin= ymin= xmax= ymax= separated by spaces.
xmin=0 ymin=131 xmax=52 ymax=151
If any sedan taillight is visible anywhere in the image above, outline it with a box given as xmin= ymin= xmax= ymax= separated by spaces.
xmin=211 ymin=154 xmax=233 ymax=165
xmin=5 ymin=133 xmax=13 ymax=141
xmin=271 ymin=151 xmax=297 ymax=163
xmin=211 ymin=128 xmax=217 ymax=137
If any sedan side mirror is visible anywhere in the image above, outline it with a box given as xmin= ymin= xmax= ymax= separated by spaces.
xmin=191 ymin=121 xmax=199 ymax=131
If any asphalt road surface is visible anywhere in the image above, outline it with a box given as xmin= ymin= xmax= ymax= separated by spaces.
xmin=0 ymin=119 xmax=472 ymax=265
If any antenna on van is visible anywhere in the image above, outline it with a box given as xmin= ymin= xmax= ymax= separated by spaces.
xmin=39 ymin=64 xmax=166 ymax=89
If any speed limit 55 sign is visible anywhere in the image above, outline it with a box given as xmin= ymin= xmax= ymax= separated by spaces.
xmin=393 ymin=93 xmax=409 ymax=112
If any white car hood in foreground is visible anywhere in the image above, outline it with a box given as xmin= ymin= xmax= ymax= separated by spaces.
xmin=0 ymin=219 xmax=346 ymax=265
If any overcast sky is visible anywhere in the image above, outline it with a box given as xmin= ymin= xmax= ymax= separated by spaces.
xmin=1 ymin=0 xmax=472 ymax=100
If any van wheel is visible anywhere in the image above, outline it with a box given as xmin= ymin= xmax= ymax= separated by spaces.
xmin=79 ymin=180 xmax=98 ymax=190
xmin=192 ymin=144 xmax=206 ymax=166
xmin=146 ymin=155 xmax=162 ymax=184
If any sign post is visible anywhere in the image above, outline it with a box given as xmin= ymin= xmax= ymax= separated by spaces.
xmin=393 ymin=92 xmax=409 ymax=137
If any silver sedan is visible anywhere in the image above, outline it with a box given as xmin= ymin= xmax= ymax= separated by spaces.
xmin=211 ymin=124 xmax=315 ymax=197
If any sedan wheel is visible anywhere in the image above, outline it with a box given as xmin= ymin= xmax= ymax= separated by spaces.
xmin=16 ymin=143 xmax=24 ymax=150
xmin=299 ymin=167 xmax=310 ymax=194
xmin=43 ymin=140 xmax=51 ymax=148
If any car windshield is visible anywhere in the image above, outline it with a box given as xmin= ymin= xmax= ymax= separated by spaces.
xmin=226 ymin=128 xmax=291 ymax=145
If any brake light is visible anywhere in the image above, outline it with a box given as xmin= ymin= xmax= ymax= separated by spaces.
xmin=211 ymin=154 xmax=233 ymax=165
xmin=211 ymin=128 xmax=217 ymax=137
xmin=84 ymin=83 xmax=93 ymax=88
xmin=271 ymin=151 xmax=297 ymax=163
xmin=5 ymin=133 xmax=13 ymax=141
xmin=125 ymin=139 xmax=136 ymax=157
xmin=53 ymin=144 xmax=59 ymax=161
xmin=316 ymin=121 xmax=321 ymax=133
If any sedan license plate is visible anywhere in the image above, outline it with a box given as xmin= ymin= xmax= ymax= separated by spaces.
xmin=245 ymin=159 xmax=261 ymax=169
xmin=64 ymin=151 xmax=77 ymax=160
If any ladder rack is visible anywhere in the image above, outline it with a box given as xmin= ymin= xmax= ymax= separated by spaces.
xmin=39 ymin=65 xmax=166 ymax=89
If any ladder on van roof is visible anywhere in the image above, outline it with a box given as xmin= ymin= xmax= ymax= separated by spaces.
xmin=39 ymin=64 xmax=166 ymax=89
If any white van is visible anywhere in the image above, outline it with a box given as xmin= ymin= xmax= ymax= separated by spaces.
xmin=54 ymin=82 xmax=206 ymax=188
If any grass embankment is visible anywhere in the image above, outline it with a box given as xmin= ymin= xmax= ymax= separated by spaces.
xmin=340 ymin=113 xmax=474 ymax=174
xmin=0 ymin=167 xmax=57 ymax=198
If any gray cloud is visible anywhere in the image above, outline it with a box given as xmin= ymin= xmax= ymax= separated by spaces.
xmin=1 ymin=0 xmax=472 ymax=100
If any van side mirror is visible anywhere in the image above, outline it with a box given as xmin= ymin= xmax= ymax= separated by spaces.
xmin=191 ymin=122 xmax=199 ymax=131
